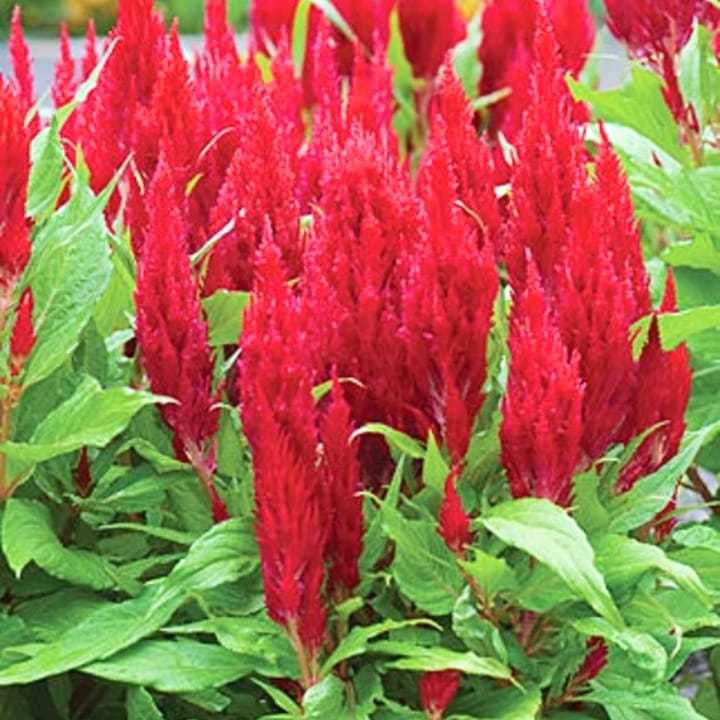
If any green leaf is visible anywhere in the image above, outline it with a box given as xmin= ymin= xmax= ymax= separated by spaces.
xmin=22 ymin=180 xmax=113 ymax=387
xmin=291 ymin=0 xmax=312 ymax=77
xmin=481 ymin=498 xmax=624 ymax=628
xmin=631 ymin=306 xmax=720 ymax=357
xmin=84 ymin=639 xmax=254 ymax=693
xmin=302 ymin=675 xmax=346 ymax=720
xmin=568 ymin=67 xmax=688 ymax=164
xmin=0 ymin=520 xmax=255 ymax=685
xmin=0 ymin=376 xmax=165 ymax=482
xmin=573 ymin=618 xmax=667 ymax=685
xmin=321 ymin=618 xmax=434 ymax=676
xmin=26 ymin=117 xmax=65 ymax=219
xmin=586 ymin=686 xmax=709 ymax=720
xmin=664 ymin=235 xmax=720 ymax=276
xmin=352 ymin=423 xmax=425 ymax=459
xmin=376 ymin=643 xmax=513 ymax=681
xmin=606 ymin=423 xmax=720 ymax=532
xmin=453 ymin=686 xmax=542 ymax=720
xmin=422 ymin=431 xmax=449 ymax=494
xmin=594 ymin=534 xmax=711 ymax=605
xmin=311 ymin=0 xmax=356 ymax=42
xmin=382 ymin=506 xmax=464 ymax=614
xmin=127 ymin=687 xmax=165 ymax=720
xmin=1 ymin=499 xmax=134 ymax=592
xmin=202 ymin=289 xmax=251 ymax=347
xmin=673 ymin=524 xmax=720 ymax=555
xmin=459 ymin=550 xmax=516 ymax=602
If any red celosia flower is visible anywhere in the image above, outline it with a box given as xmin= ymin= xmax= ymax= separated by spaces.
xmin=501 ymin=260 xmax=585 ymax=507
xmin=321 ymin=375 xmax=364 ymax=599
xmin=9 ymin=6 xmax=40 ymax=137
xmin=420 ymin=62 xmax=502 ymax=253
xmin=82 ymin=19 xmax=99 ymax=80
xmin=53 ymin=23 xmax=77 ymax=110
xmin=420 ymin=669 xmax=462 ymax=719
xmin=75 ymin=0 xmax=166 ymax=219
xmin=203 ymin=74 xmax=302 ymax=294
xmin=397 ymin=0 xmax=465 ymax=80
xmin=478 ymin=0 xmax=594 ymax=139
xmin=303 ymin=126 xmax=419 ymax=486
xmin=605 ymin=0 xmax=695 ymax=123
xmin=134 ymin=156 xmax=219 ymax=455
xmin=239 ymin=239 xmax=328 ymax=655
xmin=605 ymin=0 xmax=695 ymax=59
xmin=301 ymin=25 xmax=396 ymax=208
xmin=617 ymin=271 xmax=691 ymax=494
xmin=126 ymin=22 xmax=203 ymax=255
xmin=0 ymin=79 xmax=31 ymax=281
xmin=503 ymin=15 xmax=588 ymax=283
xmin=438 ymin=467 xmax=472 ymax=555
xmin=401 ymin=225 xmax=498 ymax=464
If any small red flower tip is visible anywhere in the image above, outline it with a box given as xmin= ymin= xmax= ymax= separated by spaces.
xmin=574 ymin=637 xmax=608 ymax=686
xmin=207 ymin=481 xmax=230 ymax=524
xmin=420 ymin=669 xmax=462 ymax=719
xmin=53 ymin=23 xmax=77 ymax=110
xmin=81 ymin=19 xmax=98 ymax=80
xmin=10 ymin=5 xmax=39 ymax=137
xmin=397 ymin=0 xmax=465 ymax=79
xmin=439 ymin=467 xmax=473 ymax=556
xmin=10 ymin=289 xmax=35 ymax=376
xmin=74 ymin=447 xmax=93 ymax=499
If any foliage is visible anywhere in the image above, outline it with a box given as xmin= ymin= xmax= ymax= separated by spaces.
xmin=0 ymin=2 xmax=718 ymax=719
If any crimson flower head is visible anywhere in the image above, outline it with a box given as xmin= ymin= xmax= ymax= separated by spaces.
xmin=478 ymin=0 xmax=594 ymax=139
xmin=204 ymin=74 xmax=302 ymax=294
xmin=239 ymin=238 xmax=328 ymax=655
xmin=0 ymin=79 xmax=31 ymax=282
xmin=420 ymin=670 xmax=462 ymax=719
xmin=9 ymin=6 xmax=40 ymax=136
xmin=617 ymin=270 xmax=692 ymax=494
xmin=397 ymin=0 xmax=465 ymax=79
xmin=134 ymin=156 xmax=219 ymax=456
xmin=604 ymin=0 xmax=695 ymax=59
xmin=501 ymin=259 xmax=585 ymax=507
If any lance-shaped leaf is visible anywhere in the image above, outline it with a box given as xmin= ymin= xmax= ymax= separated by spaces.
xmin=481 ymin=498 xmax=624 ymax=629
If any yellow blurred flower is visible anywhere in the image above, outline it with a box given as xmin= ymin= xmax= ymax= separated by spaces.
xmin=63 ymin=0 xmax=117 ymax=30
xmin=457 ymin=0 xmax=485 ymax=21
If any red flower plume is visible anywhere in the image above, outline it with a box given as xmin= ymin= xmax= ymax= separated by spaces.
xmin=239 ymin=238 xmax=327 ymax=655
xmin=134 ymin=156 xmax=218 ymax=455
xmin=397 ymin=0 xmax=465 ymax=80
xmin=9 ymin=6 xmax=39 ymax=137
xmin=501 ymin=260 xmax=584 ymax=507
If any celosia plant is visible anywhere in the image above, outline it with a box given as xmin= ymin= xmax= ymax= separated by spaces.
xmin=0 ymin=2 xmax=718 ymax=719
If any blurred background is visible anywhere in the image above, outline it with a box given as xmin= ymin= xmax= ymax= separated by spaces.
xmin=0 ymin=0 xmax=605 ymax=37
xmin=0 ymin=0 xmax=249 ymax=36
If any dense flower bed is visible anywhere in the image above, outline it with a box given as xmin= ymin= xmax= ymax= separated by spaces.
xmin=0 ymin=1 xmax=719 ymax=718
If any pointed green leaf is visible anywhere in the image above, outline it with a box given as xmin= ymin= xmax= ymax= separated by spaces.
xmin=482 ymin=498 xmax=624 ymax=628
